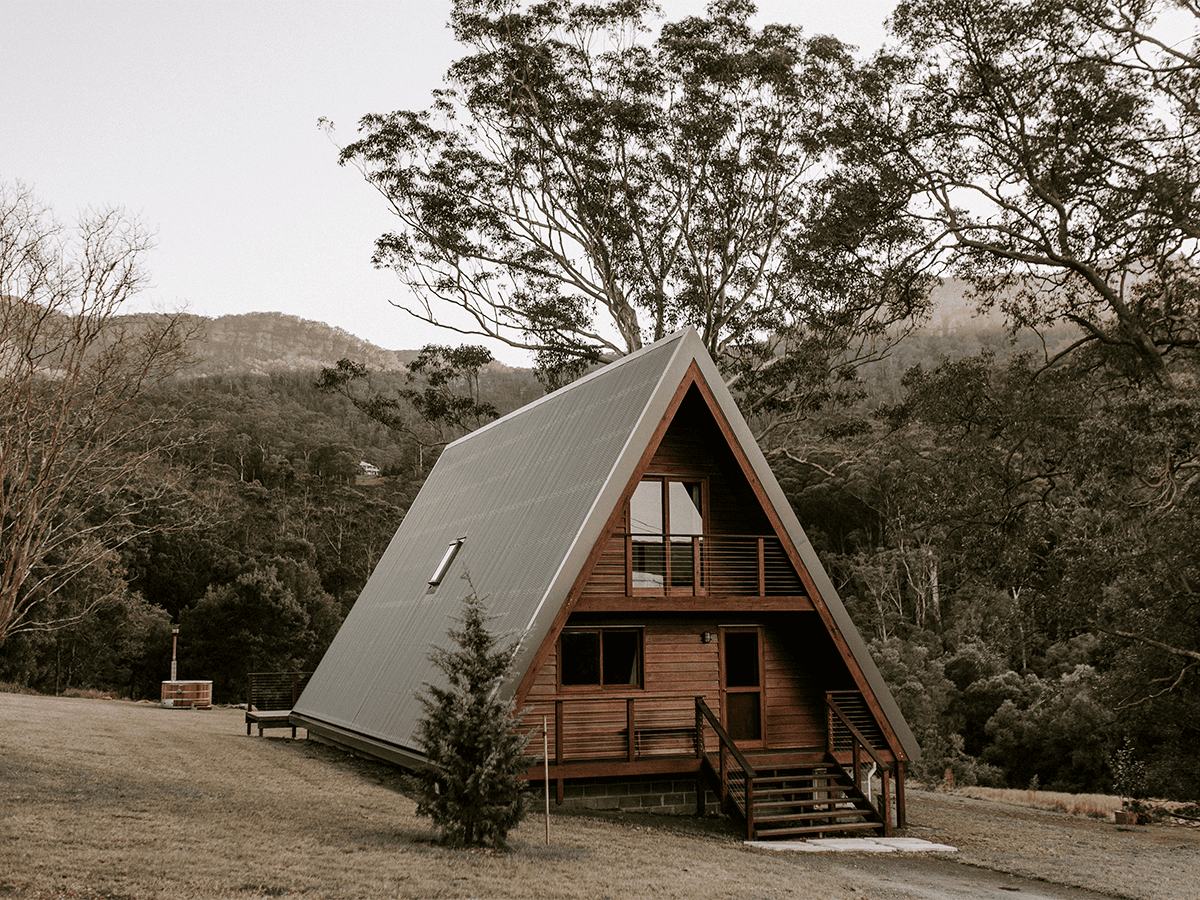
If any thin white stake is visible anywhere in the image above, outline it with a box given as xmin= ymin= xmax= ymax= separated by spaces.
xmin=543 ymin=715 xmax=550 ymax=844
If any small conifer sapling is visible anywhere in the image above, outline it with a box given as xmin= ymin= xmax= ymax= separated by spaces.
xmin=414 ymin=587 xmax=530 ymax=848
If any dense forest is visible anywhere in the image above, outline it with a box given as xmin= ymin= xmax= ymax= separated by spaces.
xmin=0 ymin=341 xmax=542 ymax=704
xmin=4 ymin=309 xmax=1198 ymax=804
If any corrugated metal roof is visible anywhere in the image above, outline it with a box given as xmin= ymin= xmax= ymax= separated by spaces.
xmin=293 ymin=331 xmax=691 ymax=754
xmin=294 ymin=328 xmax=920 ymax=762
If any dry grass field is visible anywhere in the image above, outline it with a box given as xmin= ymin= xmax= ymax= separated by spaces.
xmin=3 ymin=692 xmax=1199 ymax=900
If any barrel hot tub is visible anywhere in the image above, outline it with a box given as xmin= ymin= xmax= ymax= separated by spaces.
xmin=161 ymin=680 xmax=213 ymax=708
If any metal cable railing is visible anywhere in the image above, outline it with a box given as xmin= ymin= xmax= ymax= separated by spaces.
xmin=596 ymin=533 xmax=804 ymax=596
xmin=523 ymin=693 xmax=700 ymax=764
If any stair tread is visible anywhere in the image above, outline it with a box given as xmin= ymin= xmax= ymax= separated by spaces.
xmin=754 ymin=808 xmax=874 ymax=823
xmin=748 ymin=777 xmax=854 ymax=787
xmin=754 ymin=822 xmax=885 ymax=838
xmin=755 ymin=798 xmax=873 ymax=811
xmin=748 ymin=796 xmax=864 ymax=811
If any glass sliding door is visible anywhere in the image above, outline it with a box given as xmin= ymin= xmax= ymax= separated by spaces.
xmin=629 ymin=476 xmax=705 ymax=592
xmin=630 ymin=480 xmax=665 ymax=588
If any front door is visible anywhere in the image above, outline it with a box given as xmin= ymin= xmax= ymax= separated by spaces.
xmin=720 ymin=626 xmax=765 ymax=747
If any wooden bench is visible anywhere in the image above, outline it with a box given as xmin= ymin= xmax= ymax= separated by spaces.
xmin=245 ymin=672 xmax=312 ymax=738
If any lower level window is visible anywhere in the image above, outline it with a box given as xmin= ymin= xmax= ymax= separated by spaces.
xmin=560 ymin=628 xmax=642 ymax=688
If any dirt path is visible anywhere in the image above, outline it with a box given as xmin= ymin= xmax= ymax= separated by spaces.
xmin=3 ymin=693 xmax=1198 ymax=900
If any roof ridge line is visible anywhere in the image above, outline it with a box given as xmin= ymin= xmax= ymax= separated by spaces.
xmin=443 ymin=329 xmax=695 ymax=450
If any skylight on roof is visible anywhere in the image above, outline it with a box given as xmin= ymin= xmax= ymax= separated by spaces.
xmin=427 ymin=538 xmax=465 ymax=592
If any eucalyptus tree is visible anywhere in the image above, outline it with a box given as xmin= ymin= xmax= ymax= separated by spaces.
xmin=331 ymin=0 xmax=934 ymax=439
xmin=887 ymin=0 xmax=1200 ymax=390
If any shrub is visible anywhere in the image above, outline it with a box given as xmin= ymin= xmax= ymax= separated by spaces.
xmin=414 ymin=588 xmax=530 ymax=849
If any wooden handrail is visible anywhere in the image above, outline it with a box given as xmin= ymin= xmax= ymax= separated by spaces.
xmin=696 ymin=697 xmax=759 ymax=839
xmin=826 ymin=699 xmax=890 ymax=771
xmin=695 ymin=697 xmax=757 ymax=779
xmin=826 ymin=695 xmax=893 ymax=836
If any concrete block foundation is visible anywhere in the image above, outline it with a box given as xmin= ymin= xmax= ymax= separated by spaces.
xmin=530 ymin=774 xmax=723 ymax=816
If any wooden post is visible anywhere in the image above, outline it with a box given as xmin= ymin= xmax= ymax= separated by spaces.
xmin=626 ymin=698 xmax=636 ymax=762
xmin=692 ymin=536 xmax=701 ymax=595
xmin=625 ymin=533 xmax=633 ymax=596
xmin=853 ymin=739 xmax=861 ymax=794
xmin=555 ymin=699 xmax=564 ymax=805
xmin=756 ymin=538 xmax=766 ymax=597
xmin=826 ymin=699 xmax=834 ymax=757
xmin=895 ymin=760 xmax=907 ymax=828
xmin=543 ymin=716 xmax=550 ymax=845
xmin=695 ymin=697 xmax=705 ymax=816
xmin=719 ymin=744 xmax=728 ymax=803
xmin=745 ymin=775 xmax=755 ymax=841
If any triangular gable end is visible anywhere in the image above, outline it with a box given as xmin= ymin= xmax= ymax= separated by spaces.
xmin=513 ymin=352 xmax=919 ymax=765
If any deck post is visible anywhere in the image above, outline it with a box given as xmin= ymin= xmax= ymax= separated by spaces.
xmin=695 ymin=697 xmax=705 ymax=816
xmin=756 ymin=538 xmax=766 ymax=596
xmin=826 ymin=699 xmax=834 ymax=757
xmin=692 ymin=536 xmax=701 ymax=595
xmin=745 ymin=776 xmax=755 ymax=841
xmin=626 ymin=698 xmax=636 ymax=762
xmin=624 ymin=533 xmax=633 ymax=595
xmin=719 ymin=745 xmax=728 ymax=803
xmin=555 ymin=699 xmax=564 ymax=804
xmin=853 ymin=739 xmax=861 ymax=795
xmin=896 ymin=761 xmax=907 ymax=828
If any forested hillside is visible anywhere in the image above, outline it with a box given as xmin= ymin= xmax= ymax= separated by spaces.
xmin=184 ymin=311 xmax=417 ymax=376
xmin=771 ymin=330 xmax=1200 ymax=804
xmin=0 ymin=319 xmax=543 ymax=706
xmin=5 ymin=298 xmax=1198 ymax=804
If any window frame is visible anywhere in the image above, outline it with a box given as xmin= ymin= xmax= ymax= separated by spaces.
xmin=557 ymin=626 xmax=645 ymax=692
xmin=628 ymin=475 xmax=708 ymax=595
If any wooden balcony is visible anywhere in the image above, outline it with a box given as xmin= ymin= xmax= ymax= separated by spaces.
xmin=576 ymin=533 xmax=813 ymax=611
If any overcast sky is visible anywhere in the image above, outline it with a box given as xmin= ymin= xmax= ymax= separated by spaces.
xmin=4 ymin=0 xmax=896 ymax=364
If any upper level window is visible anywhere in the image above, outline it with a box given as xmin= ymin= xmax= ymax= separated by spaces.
xmin=630 ymin=479 xmax=703 ymax=537
xmin=630 ymin=477 xmax=704 ymax=590
xmin=559 ymin=628 xmax=642 ymax=688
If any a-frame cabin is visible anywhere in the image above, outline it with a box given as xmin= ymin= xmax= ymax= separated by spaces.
xmin=292 ymin=329 xmax=919 ymax=840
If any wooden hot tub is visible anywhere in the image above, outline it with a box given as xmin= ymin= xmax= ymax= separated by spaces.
xmin=161 ymin=680 xmax=213 ymax=708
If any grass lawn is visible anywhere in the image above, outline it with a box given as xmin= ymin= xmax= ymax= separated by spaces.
xmin=1 ymin=693 xmax=861 ymax=900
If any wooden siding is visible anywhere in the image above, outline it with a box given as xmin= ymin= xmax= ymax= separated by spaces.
xmin=762 ymin=625 xmax=828 ymax=750
xmin=522 ymin=614 xmax=891 ymax=763
xmin=643 ymin=387 xmax=773 ymax=537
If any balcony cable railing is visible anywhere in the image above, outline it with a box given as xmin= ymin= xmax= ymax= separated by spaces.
xmin=608 ymin=533 xmax=804 ymax=596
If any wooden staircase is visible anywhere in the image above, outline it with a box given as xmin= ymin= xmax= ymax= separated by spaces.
xmin=741 ymin=762 xmax=885 ymax=840
xmin=695 ymin=696 xmax=897 ymax=841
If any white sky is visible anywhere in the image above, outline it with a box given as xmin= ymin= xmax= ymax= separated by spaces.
xmin=3 ymin=0 xmax=895 ymax=364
